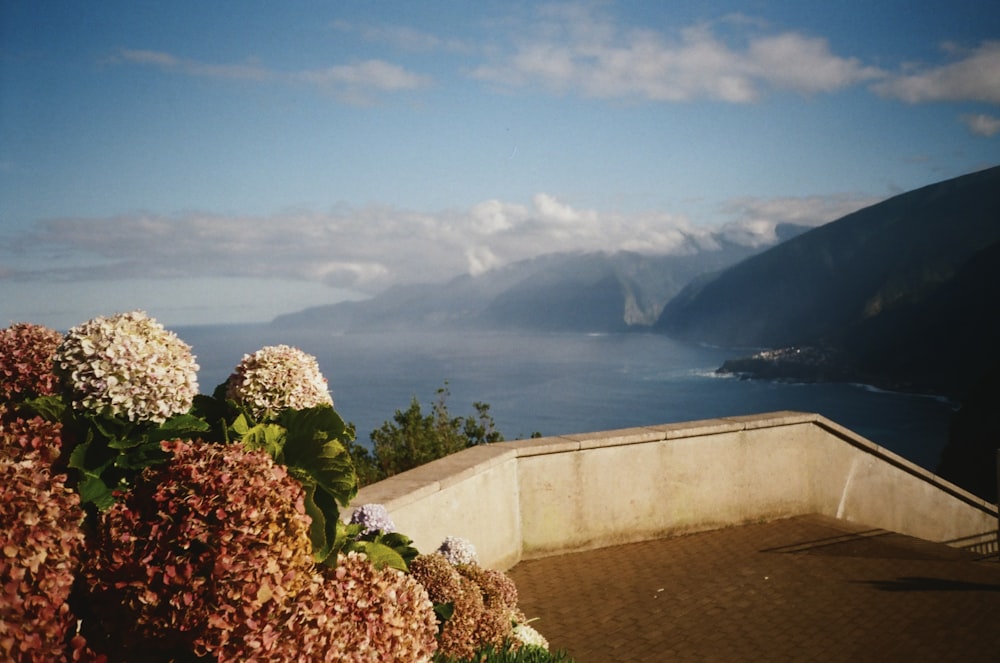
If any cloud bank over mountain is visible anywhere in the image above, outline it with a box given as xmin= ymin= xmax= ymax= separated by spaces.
xmin=5 ymin=192 xmax=878 ymax=297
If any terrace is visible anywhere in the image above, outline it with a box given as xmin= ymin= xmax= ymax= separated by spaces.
xmin=348 ymin=411 xmax=1000 ymax=661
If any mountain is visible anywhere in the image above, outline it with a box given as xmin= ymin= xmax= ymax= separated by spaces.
xmin=936 ymin=358 xmax=1000 ymax=502
xmin=272 ymin=227 xmax=807 ymax=333
xmin=656 ymin=164 xmax=1000 ymax=397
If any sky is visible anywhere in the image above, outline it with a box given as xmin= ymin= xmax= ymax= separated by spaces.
xmin=2 ymin=0 xmax=999 ymax=328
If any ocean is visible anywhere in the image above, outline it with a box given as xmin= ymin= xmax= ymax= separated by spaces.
xmin=176 ymin=325 xmax=956 ymax=472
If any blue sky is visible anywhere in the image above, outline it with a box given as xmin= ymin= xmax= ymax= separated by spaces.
xmin=2 ymin=1 xmax=999 ymax=328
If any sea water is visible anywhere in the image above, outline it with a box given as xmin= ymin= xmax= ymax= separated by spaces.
xmin=177 ymin=325 xmax=956 ymax=471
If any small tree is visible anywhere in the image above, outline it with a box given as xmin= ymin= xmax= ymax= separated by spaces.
xmin=349 ymin=383 xmax=503 ymax=486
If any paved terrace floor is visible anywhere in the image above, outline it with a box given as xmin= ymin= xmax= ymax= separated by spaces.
xmin=508 ymin=515 xmax=1000 ymax=662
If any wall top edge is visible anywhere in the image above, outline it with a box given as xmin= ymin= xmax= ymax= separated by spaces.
xmin=349 ymin=478 xmax=442 ymax=518
xmin=722 ymin=411 xmax=821 ymax=429
xmin=385 ymin=444 xmax=518 ymax=484
xmin=809 ymin=414 xmax=997 ymax=514
xmin=511 ymin=436 xmax=582 ymax=457
xmin=509 ymin=411 xmax=820 ymax=453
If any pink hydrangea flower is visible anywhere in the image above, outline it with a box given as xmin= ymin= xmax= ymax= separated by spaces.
xmin=283 ymin=552 xmax=438 ymax=662
xmin=80 ymin=439 xmax=315 ymax=659
xmin=0 ymin=323 xmax=63 ymax=403
xmin=1 ymin=417 xmax=86 ymax=662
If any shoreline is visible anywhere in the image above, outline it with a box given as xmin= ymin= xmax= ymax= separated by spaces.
xmin=716 ymin=345 xmax=956 ymax=405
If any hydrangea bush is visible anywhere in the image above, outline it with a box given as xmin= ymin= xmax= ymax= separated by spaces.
xmin=225 ymin=344 xmax=333 ymax=419
xmin=411 ymin=553 xmax=527 ymax=659
xmin=0 ymin=417 xmax=87 ymax=662
xmin=1 ymin=311 xmax=556 ymax=661
xmin=54 ymin=311 xmax=199 ymax=423
xmin=0 ymin=414 xmax=64 ymax=466
xmin=79 ymin=439 xmax=439 ymax=662
xmin=0 ymin=323 xmax=63 ymax=404
xmin=285 ymin=552 xmax=438 ymax=662
xmin=80 ymin=439 xmax=316 ymax=659
xmin=410 ymin=553 xmax=488 ymax=659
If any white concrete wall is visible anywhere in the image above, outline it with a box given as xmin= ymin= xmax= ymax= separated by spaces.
xmin=347 ymin=411 xmax=998 ymax=569
xmin=347 ymin=444 xmax=523 ymax=569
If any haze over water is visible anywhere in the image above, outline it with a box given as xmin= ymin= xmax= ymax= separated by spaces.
xmin=180 ymin=325 xmax=954 ymax=471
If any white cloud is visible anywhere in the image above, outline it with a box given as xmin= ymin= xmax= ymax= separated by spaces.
xmin=295 ymin=60 xmax=431 ymax=91
xmin=114 ymin=49 xmax=430 ymax=101
xmin=746 ymin=33 xmax=882 ymax=94
xmin=533 ymin=192 xmax=587 ymax=224
xmin=3 ymin=193 xmax=874 ymax=296
xmin=872 ymin=41 xmax=1000 ymax=105
xmin=719 ymin=194 xmax=883 ymax=246
xmin=469 ymin=6 xmax=882 ymax=102
xmin=470 ymin=200 xmax=521 ymax=234
xmin=465 ymin=246 xmax=502 ymax=276
xmin=960 ymin=113 xmax=1000 ymax=136
xmin=118 ymin=49 xmax=273 ymax=81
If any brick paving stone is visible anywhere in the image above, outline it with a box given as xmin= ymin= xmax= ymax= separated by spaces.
xmin=508 ymin=514 xmax=1000 ymax=662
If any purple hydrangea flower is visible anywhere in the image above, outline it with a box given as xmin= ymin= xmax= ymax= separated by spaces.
xmin=349 ymin=503 xmax=396 ymax=535
xmin=436 ymin=536 xmax=478 ymax=566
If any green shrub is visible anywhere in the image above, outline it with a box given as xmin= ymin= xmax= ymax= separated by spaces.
xmin=434 ymin=643 xmax=576 ymax=662
xmin=349 ymin=383 xmax=504 ymax=486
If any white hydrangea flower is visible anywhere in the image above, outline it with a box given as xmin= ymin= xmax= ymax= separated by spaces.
xmin=436 ymin=536 xmax=478 ymax=566
xmin=513 ymin=623 xmax=549 ymax=650
xmin=55 ymin=310 xmax=199 ymax=423
xmin=225 ymin=344 xmax=333 ymax=419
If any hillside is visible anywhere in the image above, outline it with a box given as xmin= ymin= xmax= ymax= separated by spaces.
xmin=657 ymin=164 xmax=1000 ymax=398
xmin=272 ymin=228 xmax=805 ymax=333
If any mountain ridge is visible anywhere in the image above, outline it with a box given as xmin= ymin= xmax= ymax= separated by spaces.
xmin=271 ymin=225 xmax=810 ymax=333
xmin=656 ymin=164 xmax=1000 ymax=399
xmin=656 ymin=164 xmax=1000 ymax=351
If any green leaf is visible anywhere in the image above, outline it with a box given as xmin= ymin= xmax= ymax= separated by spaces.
xmin=332 ymin=520 xmax=353 ymax=559
xmin=280 ymin=406 xmax=358 ymax=508
xmin=86 ymin=412 xmax=133 ymax=442
xmin=231 ymin=416 xmax=286 ymax=459
xmin=433 ymin=601 xmax=455 ymax=624
xmin=189 ymin=394 xmax=236 ymax=444
xmin=281 ymin=405 xmax=353 ymax=447
xmin=146 ymin=413 xmax=211 ymax=443
xmin=301 ymin=479 xmax=340 ymax=564
xmin=19 ymin=395 xmax=66 ymax=421
xmin=346 ymin=540 xmax=409 ymax=572
xmin=77 ymin=475 xmax=115 ymax=511
xmin=114 ymin=440 xmax=170 ymax=471
xmin=68 ymin=438 xmax=111 ymax=475
xmin=68 ymin=440 xmax=117 ymax=510
xmin=106 ymin=434 xmax=146 ymax=450
xmin=373 ymin=531 xmax=420 ymax=568
xmin=230 ymin=413 xmax=253 ymax=436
